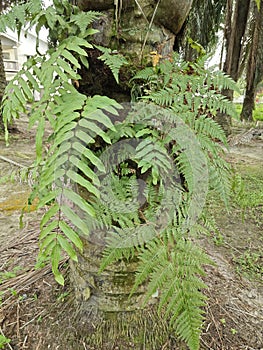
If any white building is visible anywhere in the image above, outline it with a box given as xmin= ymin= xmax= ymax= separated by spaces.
xmin=0 ymin=27 xmax=48 ymax=81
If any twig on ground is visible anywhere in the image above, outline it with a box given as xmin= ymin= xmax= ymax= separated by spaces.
xmin=0 ymin=155 xmax=26 ymax=168
xmin=206 ymin=303 xmax=224 ymax=347
xmin=20 ymin=310 xmax=45 ymax=330
xmin=16 ymin=302 xmax=21 ymax=344
xmin=22 ymin=334 xmax=28 ymax=348
xmin=35 ymin=337 xmax=42 ymax=350
xmin=201 ymin=337 xmax=215 ymax=350
xmin=227 ymin=304 xmax=263 ymax=319
xmin=219 ymin=305 xmax=239 ymax=325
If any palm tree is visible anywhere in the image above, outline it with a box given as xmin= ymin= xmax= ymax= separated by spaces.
xmin=175 ymin=0 xmax=227 ymax=61
xmin=241 ymin=0 xmax=263 ymax=120
xmin=76 ymin=0 xmax=193 ymax=100
xmin=0 ymin=40 xmax=6 ymax=130
xmin=0 ymin=2 xmax=236 ymax=349
xmin=67 ymin=2 xmax=195 ymax=348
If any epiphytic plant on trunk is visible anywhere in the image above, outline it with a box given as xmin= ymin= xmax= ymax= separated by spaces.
xmin=1 ymin=1 xmax=239 ymax=349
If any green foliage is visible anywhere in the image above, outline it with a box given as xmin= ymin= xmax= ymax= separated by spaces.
xmin=130 ymin=234 xmax=211 ymax=349
xmin=255 ymin=0 xmax=261 ymax=10
xmin=235 ymin=102 xmax=263 ymax=120
xmin=1 ymin=2 xmax=237 ymax=349
xmin=132 ymin=54 xmax=237 ymax=206
xmin=0 ymin=0 xmax=42 ymax=37
xmin=95 ymin=45 xmax=128 ymax=83
xmin=234 ymin=250 xmax=263 ymax=280
xmin=0 ymin=335 xmax=11 ymax=349
xmin=0 ymin=266 xmax=23 ymax=284
xmin=1 ymin=0 xmax=126 ymax=285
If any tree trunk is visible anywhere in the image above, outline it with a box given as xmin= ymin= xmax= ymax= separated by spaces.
xmin=69 ymin=2 xmax=193 ymax=348
xmin=216 ymin=0 xmax=251 ymax=134
xmin=77 ymin=0 xmax=192 ymax=101
xmin=69 ymin=238 xmax=177 ymax=349
xmin=241 ymin=0 xmax=263 ymax=121
xmin=0 ymin=40 xmax=7 ymax=131
xmin=223 ymin=0 xmax=251 ymax=84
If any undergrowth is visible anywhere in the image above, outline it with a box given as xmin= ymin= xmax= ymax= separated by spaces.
xmin=0 ymin=1 xmax=240 ymax=349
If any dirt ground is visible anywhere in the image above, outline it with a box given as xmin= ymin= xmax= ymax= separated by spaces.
xmin=0 ymin=119 xmax=262 ymax=350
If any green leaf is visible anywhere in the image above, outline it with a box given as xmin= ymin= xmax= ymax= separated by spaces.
xmin=72 ymin=142 xmax=105 ymax=173
xmin=66 ymin=43 xmax=88 ymax=56
xmin=38 ymin=189 xmax=62 ymax=208
xmin=61 ymin=205 xmax=89 ymax=235
xmin=151 ymin=166 xmax=159 ymax=185
xmin=61 ymin=49 xmax=81 ymax=68
xmin=57 ymin=235 xmax=78 ymax=262
xmin=19 ymin=77 xmax=34 ymax=100
xmin=56 ymin=58 xmax=80 ymax=79
xmin=40 ymin=231 xmax=57 ymax=249
xmin=51 ymin=244 xmax=64 ymax=285
xmin=40 ymin=203 xmax=60 ymax=229
xmin=95 ymin=45 xmax=128 ymax=83
xmin=69 ymin=154 xmax=99 ymax=184
xmin=82 ymin=107 xmax=117 ymax=126
xmin=63 ymin=188 xmax=95 ymax=217
xmin=59 ymin=221 xmax=83 ymax=251
xmin=66 ymin=169 xmax=100 ymax=198
xmin=75 ymin=129 xmax=95 ymax=145
xmin=13 ymin=85 xmax=26 ymax=106
xmin=79 ymin=119 xmax=111 ymax=143
xmin=39 ymin=221 xmax=58 ymax=240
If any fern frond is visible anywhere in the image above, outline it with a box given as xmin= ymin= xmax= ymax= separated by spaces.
xmin=95 ymin=45 xmax=128 ymax=83
xmin=209 ymin=158 xmax=232 ymax=207
xmin=194 ymin=115 xmax=227 ymax=144
xmin=131 ymin=66 xmax=157 ymax=82
xmin=211 ymin=70 xmax=240 ymax=93
xmin=131 ymin=236 xmax=210 ymax=350
xmin=0 ymin=0 xmax=42 ymax=33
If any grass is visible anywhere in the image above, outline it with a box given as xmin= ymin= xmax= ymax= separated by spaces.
xmin=233 ymin=250 xmax=263 ymax=281
xmin=235 ymin=103 xmax=263 ymax=121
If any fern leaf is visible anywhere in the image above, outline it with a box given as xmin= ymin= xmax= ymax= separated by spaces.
xmin=95 ymin=45 xmax=128 ymax=83
xmin=51 ymin=244 xmax=64 ymax=285
xmin=60 ymin=205 xmax=89 ymax=235
xmin=40 ymin=204 xmax=60 ymax=229
xmin=57 ymin=235 xmax=78 ymax=262
xmin=59 ymin=221 xmax=83 ymax=252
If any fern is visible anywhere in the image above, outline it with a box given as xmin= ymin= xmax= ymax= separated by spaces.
xmin=1 ymin=3 xmax=238 ymax=349
xmin=1 ymin=1 xmax=126 ymax=285
xmin=95 ymin=45 xmax=128 ymax=83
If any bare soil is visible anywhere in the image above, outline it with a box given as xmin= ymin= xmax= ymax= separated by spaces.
xmin=0 ymin=120 xmax=262 ymax=350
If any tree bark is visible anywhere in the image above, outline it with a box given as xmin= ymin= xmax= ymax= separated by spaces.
xmin=216 ymin=0 xmax=251 ymax=134
xmin=69 ymin=2 xmax=193 ymax=348
xmin=241 ymin=0 xmax=263 ymax=121
xmin=0 ymin=40 xmax=7 ymax=131
xmin=223 ymin=0 xmax=251 ymax=84
xmin=69 ymin=238 xmax=177 ymax=349
xmin=77 ymin=0 xmax=193 ymax=100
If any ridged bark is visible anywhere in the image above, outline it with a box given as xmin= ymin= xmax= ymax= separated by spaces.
xmin=0 ymin=40 xmax=7 ymax=130
xmin=216 ymin=0 xmax=251 ymax=134
xmin=241 ymin=0 xmax=263 ymax=121
xmin=69 ymin=3 xmax=193 ymax=348
xmin=69 ymin=238 xmax=180 ymax=349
